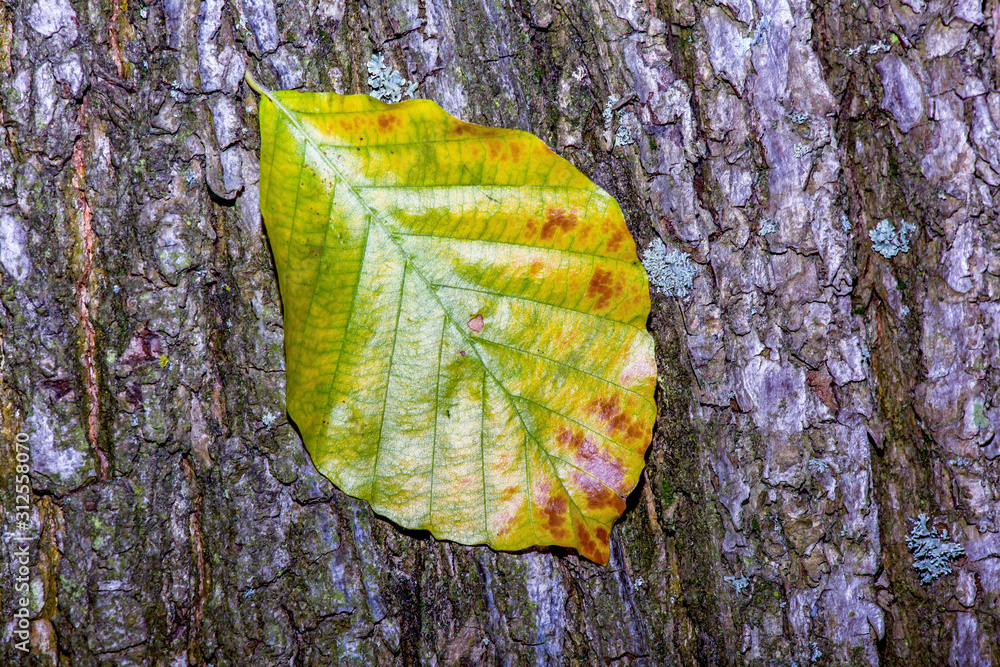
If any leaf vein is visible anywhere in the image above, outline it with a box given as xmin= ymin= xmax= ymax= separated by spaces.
xmin=433 ymin=282 xmax=643 ymax=333
xmin=476 ymin=337 xmax=655 ymax=410
xmin=398 ymin=232 xmax=639 ymax=269
xmin=429 ymin=315 xmax=445 ymax=532
xmin=370 ymin=262 xmax=408 ymax=500
xmin=292 ymin=154 xmax=341 ymax=378
xmin=480 ymin=369 xmax=489 ymax=542
xmin=319 ymin=219 xmax=372 ymax=437
xmin=511 ymin=393 xmax=639 ymax=460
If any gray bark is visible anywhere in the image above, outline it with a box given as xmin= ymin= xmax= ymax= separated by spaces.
xmin=1 ymin=0 xmax=998 ymax=665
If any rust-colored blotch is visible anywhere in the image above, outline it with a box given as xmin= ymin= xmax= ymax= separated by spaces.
xmin=540 ymin=208 xmax=578 ymax=241
xmin=540 ymin=494 xmax=569 ymax=537
xmin=573 ymin=519 xmax=600 ymax=561
xmin=586 ymin=268 xmax=619 ymax=310
xmin=558 ymin=427 xmax=627 ymax=490
xmin=606 ymin=229 xmax=627 ymax=253
xmin=377 ymin=113 xmax=400 ymax=132
xmin=573 ymin=471 xmax=626 ymax=514
xmin=589 ymin=395 xmax=646 ymax=443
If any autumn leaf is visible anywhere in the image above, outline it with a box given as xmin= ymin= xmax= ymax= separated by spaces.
xmin=249 ymin=73 xmax=656 ymax=565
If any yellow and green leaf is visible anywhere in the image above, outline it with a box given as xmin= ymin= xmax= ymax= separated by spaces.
xmin=252 ymin=77 xmax=656 ymax=565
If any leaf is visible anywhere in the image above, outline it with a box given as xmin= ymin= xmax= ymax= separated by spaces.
xmin=252 ymin=76 xmax=657 ymax=565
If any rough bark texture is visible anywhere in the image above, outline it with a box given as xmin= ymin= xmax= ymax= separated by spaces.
xmin=1 ymin=0 xmax=999 ymax=665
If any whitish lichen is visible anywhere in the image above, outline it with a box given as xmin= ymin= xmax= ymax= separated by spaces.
xmin=614 ymin=114 xmax=636 ymax=147
xmin=869 ymin=218 xmax=916 ymax=258
xmin=724 ymin=574 xmax=751 ymax=595
xmin=604 ymin=94 xmax=637 ymax=147
xmin=603 ymin=94 xmax=619 ymax=132
xmin=807 ymin=458 xmax=828 ymax=473
xmin=840 ymin=212 xmax=851 ymax=233
xmin=367 ymin=54 xmax=417 ymax=103
xmin=641 ymin=238 xmax=697 ymax=298
xmin=905 ymin=514 xmax=964 ymax=584
xmin=788 ymin=109 xmax=810 ymax=125
xmin=811 ymin=642 xmax=822 ymax=662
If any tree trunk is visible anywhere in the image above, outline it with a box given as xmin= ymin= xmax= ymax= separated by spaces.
xmin=2 ymin=0 xmax=998 ymax=664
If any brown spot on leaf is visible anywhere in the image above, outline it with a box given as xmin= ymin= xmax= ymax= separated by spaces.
xmin=626 ymin=423 xmax=645 ymax=441
xmin=594 ymin=526 xmax=609 ymax=543
xmin=556 ymin=428 xmax=627 ymax=489
xmin=453 ymin=121 xmax=503 ymax=138
xmin=592 ymin=396 xmax=622 ymax=432
xmin=499 ymin=485 xmax=518 ymax=502
xmin=557 ymin=427 xmax=588 ymax=454
xmin=573 ymin=472 xmax=626 ymax=513
xmin=540 ymin=494 xmax=568 ymax=531
xmin=377 ymin=113 xmax=398 ymax=132
xmin=586 ymin=268 xmax=617 ymax=309
xmin=558 ymin=427 xmax=627 ymax=489
xmin=540 ymin=208 xmax=578 ymax=240
xmin=525 ymin=219 xmax=537 ymax=236
xmin=587 ymin=395 xmax=648 ymax=445
xmin=492 ymin=511 xmax=515 ymax=536
xmin=573 ymin=519 xmax=599 ymax=561
xmin=467 ymin=314 xmax=485 ymax=333
xmin=606 ymin=229 xmax=627 ymax=253
xmin=510 ymin=142 xmax=521 ymax=162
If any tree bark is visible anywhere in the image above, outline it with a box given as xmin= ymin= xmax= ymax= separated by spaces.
xmin=2 ymin=0 xmax=998 ymax=664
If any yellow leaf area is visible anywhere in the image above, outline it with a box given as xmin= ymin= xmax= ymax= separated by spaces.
xmin=256 ymin=84 xmax=656 ymax=565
